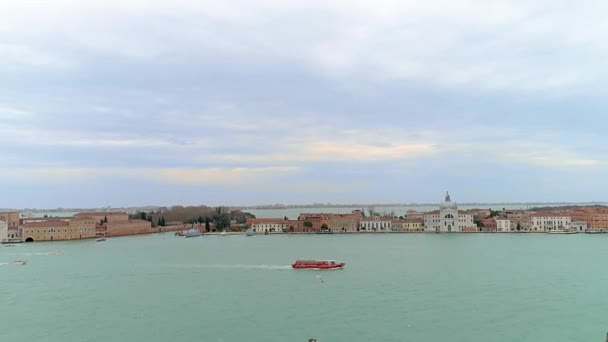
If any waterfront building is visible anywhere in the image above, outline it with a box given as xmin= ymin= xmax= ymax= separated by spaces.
xmin=405 ymin=210 xmax=424 ymax=221
xmin=480 ymin=218 xmax=497 ymax=231
xmin=571 ymin=220 xmax=588 ymax=232
xmin=329 ymin=214 xmax=359 ymax=232
xmin=0 ymin=212 xmax=19 ymax=232
xmin=569 ymin=207 xmax=608 ymax=231
xmin=391 ymin=218 xmax=424 ymax=232
xmin=74 ymin=211 xmax=154 ymax=237
xmin=21 ymin=217 xmax=97 ymax=242
xmin=248 ymin=218 xmax=288 ymax=233
xmin=505 ymin=210 xmax=531 ymax=230
xmin=0 ymin=220 xmax=7 ymax=242
xmin=496 ymin=219 xmax=511 ymax=232
xmin=360 ymin=216 xmax=392 ymax=232
xmin=530 ymin=213 xmax=571 ymax=231
xmin=423 ymin=192 xmax=477 ymax=232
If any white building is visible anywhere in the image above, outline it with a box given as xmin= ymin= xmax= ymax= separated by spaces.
xmin=424 ymin=192 xmax=477 ymax=232
xmin=360 ymin=216 xmax=392 ymax=232
xmin=0 ymin=220 xmax=7 ymax=242
xmin=571 ymin=220 xmax=587 ymax=232
xmin=496 ymin=219 xmax=511 ymax=232
xmin=530 ymin=213 xmax=571 ymax=231
xmin=248 ymin=219 xmax=288 ymax=233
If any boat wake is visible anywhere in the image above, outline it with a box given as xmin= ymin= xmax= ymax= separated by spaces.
xmin=173 ymin=264 xmax=292 ymax=270
xmin=5 ymin=251 xmax=64 ymax=256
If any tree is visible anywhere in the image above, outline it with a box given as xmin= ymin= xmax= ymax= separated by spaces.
xmin=205 ymin=217 xmax=211 ymax=232
xmin=157 ymin=217 xmax=162 ymax=227
xmin=517 ymin=222 xmax=521 ymax=231
xmin=140 ymin=212 xmax=147 ymax=220
xmin=215 ymin=213 xmax=230 ymax=231
xmin=321 ymin=223 xmax=329 ymax=231
xmin=284 ymin=216 xmax=288 ymax=221
xmin=198 ymin=216 xmax=204 ymax=224
xmin=303 ymin=221 xmax=313 ymax=228
xmin=399 ymin=216 xmax=404 ymax=220
xmin=161 ymin=216 xmax=166 ymax=227
xmin=103 ymin=216 xmax=108 ymax=223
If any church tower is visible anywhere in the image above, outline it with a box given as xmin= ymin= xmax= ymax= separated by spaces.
xmin=439 ymin=191 xmax=459 ymax=232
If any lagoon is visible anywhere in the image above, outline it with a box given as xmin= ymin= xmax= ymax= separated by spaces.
xmin=2 ymin=233 xmax=607 ymax=342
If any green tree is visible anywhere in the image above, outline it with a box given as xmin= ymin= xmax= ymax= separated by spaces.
xmin=103 ymin=216 xmax=108 ymax=223
xmin=161 ymin=216 xmax=166 ymax=227
xmin=303 ymin=221 xmax=313 ymax=228
xmin=140 ymin=212 xmax=146 ymax=220
xmin=517 ymin=222 xmax=521 ymax=231
xmin=198 ymin=216 xmax=204 ymax=224
xmin=399 ymin=216 xmax=404 ymax=220
xmin=205 ymin=217 xmax=211 ymax=232
xmin=215 ymin=213 xmax=230 ymax=231
xmin=284 ymin=216 xmax=288 ymax=221
xmin=157 ymin=217 xmax=162 ymax=227
xmin=321 ymin=223 xmax=329 ymax=231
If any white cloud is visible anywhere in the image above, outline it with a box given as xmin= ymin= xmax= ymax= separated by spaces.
xmin=0 ymin=166 xmax=300 ymax=185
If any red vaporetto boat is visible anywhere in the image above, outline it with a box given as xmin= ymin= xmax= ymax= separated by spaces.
xmin=292 ymin=260 xmax=345 ymax=270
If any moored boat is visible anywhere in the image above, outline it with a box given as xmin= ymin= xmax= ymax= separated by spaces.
xmin=246 ymin=228 xmax=254 ymax=236
xmin=292 ymin=260 xmax=345 ymax=270
xmin=547 ymin=230 xmax=578 ymax=234
xmin=184 ymin=226 xmax=202 ymax=238
xmin=96 ymin=238 xmax=106 ymax=242
xmin=10 ymin=260 xmax=27 ymax=266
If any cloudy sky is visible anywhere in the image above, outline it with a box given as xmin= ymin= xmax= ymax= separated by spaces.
xmin=2 ymin=0 xmax=608 ymax=208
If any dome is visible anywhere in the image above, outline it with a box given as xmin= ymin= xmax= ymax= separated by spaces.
xmin=440 ymin=191 xmax=457 ymax=210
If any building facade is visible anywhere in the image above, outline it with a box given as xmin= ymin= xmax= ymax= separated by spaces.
xmin=424 ymin=192 xmax=477 ymax=232
xmin=248 ymin=218 xmax=288 ymax=233
xmin=0 ymin=220 xmax=7 ymax=242
xmin=21 ymin=216 xmax=97 ymax=242
xmin=530 ymin=213 xmax=572 ymax=231
xmin=391 ymin=219 xmax=424 ymax=232
xmin=496 ymin=219 xmax=511 ymax=232
xmin=360 ymin=216 xmax=392 ymax=231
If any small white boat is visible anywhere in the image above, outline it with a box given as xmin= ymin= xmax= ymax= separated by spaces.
xmin=184 ymin=226 xmax=202 ymax=238
xmin=547 ymin=230 xmax=578 ymax=234
xmin=96 ymin=238 xmax=106 ymax=242
xmin=220 ymin=231 xmax=226 ymax=236
xmin=10 ymin=260 xmax=27 ymax=266
xmin=4 ymin=244 xmax=15 ymax=247
xmin=246 ymin=228 xmax=254 ymax=236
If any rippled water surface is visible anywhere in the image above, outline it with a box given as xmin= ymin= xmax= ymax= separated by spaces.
xmin=2 ymin=233 xmax=608 ymax=342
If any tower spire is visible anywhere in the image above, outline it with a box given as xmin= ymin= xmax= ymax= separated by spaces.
xmin=445 ymin=191 xmax=451 ymax=202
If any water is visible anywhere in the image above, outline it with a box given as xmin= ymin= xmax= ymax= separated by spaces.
xmin=2 ymin=233 xmax=608 ymax=342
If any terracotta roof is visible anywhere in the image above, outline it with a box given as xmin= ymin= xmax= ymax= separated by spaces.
xmin=247 ymin=218 xmax=287 ymax=224
xmin=75 ymin=212 xmax=127 ymax=216
xmin=530 ymin=212 xmax=570 ymax=218
xmin=22 ymin=220 xmax=70 ymax=228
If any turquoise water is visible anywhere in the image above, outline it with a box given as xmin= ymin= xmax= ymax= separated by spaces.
xmin=2 ymin=233 xmax=608 ymax=342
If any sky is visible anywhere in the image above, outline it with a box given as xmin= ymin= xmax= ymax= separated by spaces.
xmin=2 ymin=0 xmax=608 ymax=208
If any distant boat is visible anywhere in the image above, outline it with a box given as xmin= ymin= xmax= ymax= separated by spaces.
xmin=547 ymin=230 xmax=578 ymax=234
xmin=96 ymin=238 xmax=106 ymax=242
xmin=586 ymin=230 xmax=605 ymax=234
xmin=184 ymin=226 xmax=202 ymax=238
xmin=10 ymin=260 xmax=27 ymax=266
xmin=292 ymin=260 xmax=345 ymax=270
xmin=246 ymin=228 xmax=254 ymax=236
xmin=220 ymin=231 xmax=226 ymax=236
xmin=4 ymin=244 xmax=15 ymax=247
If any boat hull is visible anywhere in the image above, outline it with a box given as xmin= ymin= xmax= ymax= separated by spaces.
xmin=292 ymin=263 xmax=345 ymax=270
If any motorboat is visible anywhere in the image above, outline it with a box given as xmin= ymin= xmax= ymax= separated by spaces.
xmin=246 ymin=228 xmax=254 ymax=236
xmin=4 ymin=244 xmax=15 ymax=247
xmin=10 ymin=260 xmax=27 ymax=266
xmin=220 ymin=231 xmax=226 ymax=236
xmin=292 ymin=260 xmax=345 ymax=270
xmin=547 ymin=230 xmax=578 ymax=234
xmin=96 ymin=238 xmax=106 ymax=242
xmin=184 ymin=226 xmax=202 ymax=238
